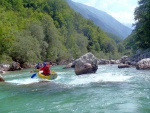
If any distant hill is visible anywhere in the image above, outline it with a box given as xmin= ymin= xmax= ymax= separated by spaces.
xmin=66 ymin=0 xmax=132 ymax=39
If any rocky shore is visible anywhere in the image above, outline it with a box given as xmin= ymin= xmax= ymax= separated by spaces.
xmin=63 ymin=51 xmax=150 ymax=75
xmin=1 ymin=51 xmax=150 ymax=81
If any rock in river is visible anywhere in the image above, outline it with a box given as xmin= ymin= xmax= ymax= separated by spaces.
xmin=74 ymin=52 xmax=98 ymax=75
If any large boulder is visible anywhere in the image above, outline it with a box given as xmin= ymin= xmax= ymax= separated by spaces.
xmin=0 ymin=64 xmax=10 ymax=71
xmin=9 ymin=62 xmax=22 ymax=71
xmin=0 ymin=74 xmax=5 ymax=82
xmin=0 ymin=70 xmax=5 ymax=74
xmin=74 ymin=53 xmax=98 ymax=75
xmin=136 ymin=58 xmax=150 ymax=70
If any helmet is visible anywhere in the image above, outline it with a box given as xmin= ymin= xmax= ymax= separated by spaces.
xmin=43 ymin=62 xmax=46 ymax=66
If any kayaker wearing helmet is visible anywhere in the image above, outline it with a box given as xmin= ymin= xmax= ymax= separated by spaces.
xmin=40 ymin=62 xmax=51 ymax=76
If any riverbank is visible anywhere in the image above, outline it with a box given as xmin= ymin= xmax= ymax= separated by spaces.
xmin=1 ymin=51 xmax=150 ymax=75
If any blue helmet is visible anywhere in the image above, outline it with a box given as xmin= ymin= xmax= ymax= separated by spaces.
xmin=43 ymin=62 xmax=46 ymax=66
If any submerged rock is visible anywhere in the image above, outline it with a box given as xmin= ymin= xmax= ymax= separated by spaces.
xmin=0 ymin=74 xmax=5 ymax=82
xmin=118 ymin=64 xmax=130 ymax=68
xmin=74 ymin=52 xmax=98 ymax=75
xmin=63 ymin=63 xmax=73 ymax=69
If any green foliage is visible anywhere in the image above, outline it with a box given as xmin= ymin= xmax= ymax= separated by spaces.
xmin=0 ymin=54 xmax=12 ymax=64
xmin=134 ymin=0 xmax=150 ymax=49
xmin=115 ymin=0 xmax=150 ymax=57
xmin=117 ymin=43 xmax=125 ymax=53
xmin=0 ymin=8 xmax=16 ymax=54
xmin=106 ymin=32 xmax=122 ymax=43
xmin=120 ymin=32 xmax=138 ymax=56
xmin=0 ymin=0 xmax=123 ymax=64
xmin=10 ymin=30 xmax=41 ymax=63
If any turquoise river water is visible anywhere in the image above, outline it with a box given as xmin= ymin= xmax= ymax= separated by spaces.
xmin=0 ymin=65 xmax=150 ymax=113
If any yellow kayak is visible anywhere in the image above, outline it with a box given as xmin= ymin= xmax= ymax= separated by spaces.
xmin=38 ymin=70 xmax=57 ymax=80
xmin=34 ymin=69 xmax=39 ymax=72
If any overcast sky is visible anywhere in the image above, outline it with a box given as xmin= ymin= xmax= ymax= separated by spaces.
xmin=72 ymin=0 xmax=139 ymax=28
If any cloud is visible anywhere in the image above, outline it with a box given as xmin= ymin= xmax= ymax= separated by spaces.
xmin=72 ymin=0 xmax=139 ymax=26
xmin=110 ymin=11 xmax=134 ymax=24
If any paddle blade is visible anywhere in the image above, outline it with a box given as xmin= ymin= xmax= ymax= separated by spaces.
xmin=31 ymin=73 xmax=36 ymax=78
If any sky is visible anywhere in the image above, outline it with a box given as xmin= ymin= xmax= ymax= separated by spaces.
xmin=72 ymin=0 xmax=139 ymax=28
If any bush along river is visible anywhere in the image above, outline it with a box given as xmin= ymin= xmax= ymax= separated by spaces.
xmin=0 ymin=65 xmax=150 ymax=113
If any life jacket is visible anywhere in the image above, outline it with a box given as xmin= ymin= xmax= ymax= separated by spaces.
xmin=42 ymin=65 xmax=50 ymax=75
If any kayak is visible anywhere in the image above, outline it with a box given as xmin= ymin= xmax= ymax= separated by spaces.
xmin=34 ymin=69 xmax=39 ymax=72
xmin=38 ymin=70 xmax=57 ymax=80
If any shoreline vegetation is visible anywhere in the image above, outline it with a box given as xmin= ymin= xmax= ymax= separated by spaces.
xmin=0 ymin=1 xmax=150 ymax=76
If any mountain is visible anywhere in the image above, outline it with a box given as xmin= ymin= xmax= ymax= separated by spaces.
xmin=66 ymin=0 xmax=132 ymax=39
xmin=1 ymin=0 xmax=124 ymax=63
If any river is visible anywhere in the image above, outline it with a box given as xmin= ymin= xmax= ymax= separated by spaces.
xmin=0 ymin=65 xmax=150 ymax=113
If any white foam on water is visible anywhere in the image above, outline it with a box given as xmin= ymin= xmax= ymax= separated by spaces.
xmin=68 ymin=73 xmax=133 ymax=86
xmin=6 ymin=78 xmax=40 ymax=85
xmin=3 ymin=73 xmax=26 ymax=79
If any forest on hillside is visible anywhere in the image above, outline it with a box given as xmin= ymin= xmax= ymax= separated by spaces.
xmin=122 ymin=0 xmax=150 ymax=55
xmin=0 ymin=0 xmax=130 ymax=64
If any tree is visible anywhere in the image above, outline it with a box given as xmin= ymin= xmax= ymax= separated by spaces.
xmin=134 ymin=0 xmax=150 ymax=49
xmin=10 ymin=30 xmax=41 ymax=63
xmin=0 ymin=8 xmax=16 ymax=54
xmin=0 ymin=0 xmax=121 ymax=63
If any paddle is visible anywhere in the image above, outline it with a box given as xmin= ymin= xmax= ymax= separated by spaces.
xmin=31 ymin=73 xmax=37 ymax=78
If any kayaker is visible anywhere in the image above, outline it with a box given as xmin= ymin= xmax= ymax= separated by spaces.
xmin=30 ymin=63 xmax=43 ymax=73
xmin=40 ymin=62 xmax=51 ymax=76
xmin=35 ymin=63 xmax=40 ymax=69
